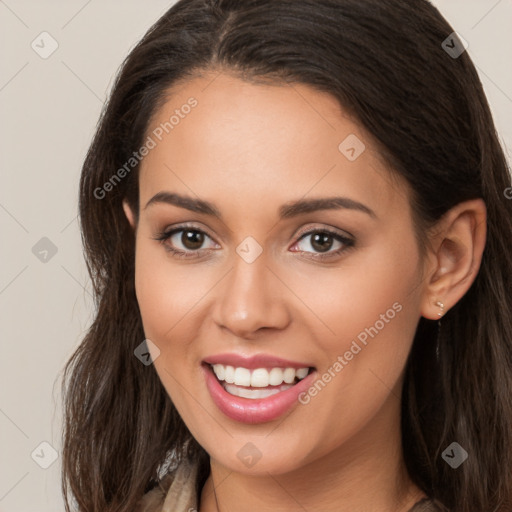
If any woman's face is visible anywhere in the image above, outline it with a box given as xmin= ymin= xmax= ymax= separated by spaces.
xmin=125 ymin=71 xmax=429 ymax=475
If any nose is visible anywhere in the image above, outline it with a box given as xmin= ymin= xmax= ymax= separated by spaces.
xmin=213 ymin=251 xmax=291 ymax=339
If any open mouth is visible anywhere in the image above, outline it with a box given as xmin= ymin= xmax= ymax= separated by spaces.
xmin=205 ymin=363 xmax=315 ymax=400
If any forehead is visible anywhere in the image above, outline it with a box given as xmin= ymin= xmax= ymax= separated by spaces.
xmin=138 ymin=72 xmax=408 ymax=219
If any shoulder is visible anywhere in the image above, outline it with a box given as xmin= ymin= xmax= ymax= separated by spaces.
xmin=136 ymin=473 xmax=175 ymax=512
xmin=135 ymin=465 xmax=443 ymax=512
xmin=135 ymin=459 xmax=200 ymax=512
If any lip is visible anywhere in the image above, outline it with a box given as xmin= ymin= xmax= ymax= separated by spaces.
xmin=202 ymin=363 xmax=317 ymax=424
xmin=203 ymin=352 xmax=314 ymax=370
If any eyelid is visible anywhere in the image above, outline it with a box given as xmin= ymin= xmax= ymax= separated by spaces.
xmin=156 ymin=223 xmax=220 ymax=252
xmin=156 ymin=222 xmax=353 ymax=245
xmin=153 ymin=222 xmax=355 ymax=260
xmin=293 ymin=223 xmax=355 ymax=241
xmin=158 ymin=222 xmax=218 ymax=242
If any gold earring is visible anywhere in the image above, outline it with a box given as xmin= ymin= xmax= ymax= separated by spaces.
xmin=435 ymin=300 xmax=445 ymax=317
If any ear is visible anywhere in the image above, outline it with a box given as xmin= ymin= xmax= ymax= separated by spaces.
xmin=420 ymin=198 xmax=487 ymax=320
xmin=122 ymin=199 xmax=137 ymax=230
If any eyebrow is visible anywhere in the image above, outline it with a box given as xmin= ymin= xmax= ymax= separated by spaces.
xmin=144 ymin=192 xmax=377 ymax=220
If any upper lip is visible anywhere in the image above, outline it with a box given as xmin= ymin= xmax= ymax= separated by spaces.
xmin=203 ymin=353 xmax=314 ymax=370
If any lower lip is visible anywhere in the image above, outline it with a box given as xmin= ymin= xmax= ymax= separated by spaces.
xmin=202 ymin=364 xmax=317 ymax=424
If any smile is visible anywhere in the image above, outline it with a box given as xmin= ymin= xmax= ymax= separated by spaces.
xmin=201 ymin=357 xmax=317 ymax=424
xmin=212 ymin=363 xmax=309 ymax=392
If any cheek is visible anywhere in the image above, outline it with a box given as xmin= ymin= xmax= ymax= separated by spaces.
xmin=133 ymin=243 xmax=210 ymax=417
xmin=292 ymin=231 xmax=421 ymax=351
xmin=291 ymin=236 xmax=422 ymax=443
xmin=134 ymin=240 xmax=210 ymax=342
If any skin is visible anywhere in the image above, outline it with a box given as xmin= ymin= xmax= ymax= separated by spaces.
xmin=123 ymin=71 xmax=486 ymax=512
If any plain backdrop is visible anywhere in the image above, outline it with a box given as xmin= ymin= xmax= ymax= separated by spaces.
xmin=1 ymin=1 xmax=511 ymax=510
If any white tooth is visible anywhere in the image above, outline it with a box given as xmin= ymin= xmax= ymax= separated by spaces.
xmin=212 ymin=364 xmax=310 ymax=386
xmin=224 ymin=383 xmax=293 ymax=399
xmin=212 ymin=364 xmax=225 ymax=381
xmin=251 ymin=368 xmax=270 ymax=387
xmin=239 ymin=386 xmax=281 ymax=399
xmin=283 ymin=367 xmax=296 ymax=384
xmin=234 ymin=367 xmax=251 ymax=386
xmin=296 ymin=367 xmax=309 ymax=379
xmin=224 ymin=365 xmax=235 ymax=384
xmin=268 ymin=367 xmax=284 ymax=386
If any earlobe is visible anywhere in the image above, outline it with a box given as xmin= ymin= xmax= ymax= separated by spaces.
xmin=122 ymin=199 xmax=137 ymax=229
xmin=420 ymin=199 xmax=487 ymax=320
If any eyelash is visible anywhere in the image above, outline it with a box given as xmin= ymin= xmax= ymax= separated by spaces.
xmin=152 ymin=223 xmax=355 ymax=262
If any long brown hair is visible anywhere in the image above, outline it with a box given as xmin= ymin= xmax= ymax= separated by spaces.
xmin=61 ymin=1 xmax=512 ymax=510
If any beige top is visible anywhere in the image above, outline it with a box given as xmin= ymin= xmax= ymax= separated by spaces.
xmin=136 ymin=459 xmax=199 ymax=512
xmin=135 ymin=459 xmax=442 ymax=512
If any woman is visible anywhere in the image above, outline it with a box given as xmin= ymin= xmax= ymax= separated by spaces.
xmin=61 ymin=1 xmax=512 ymax=511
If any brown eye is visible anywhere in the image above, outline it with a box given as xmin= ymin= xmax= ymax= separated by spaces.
xmin=309 ymin=232 xmax=335 ymax=252
xmin=180 ymin=229 xmax=205 ymax=250
xmin=291 ymin=228 xmax=355 ymax=261
xmin=153 ymin=225 xmax=219 ymax=259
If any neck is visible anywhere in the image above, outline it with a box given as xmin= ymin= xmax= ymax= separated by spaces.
xmin=199 ymin=389 xmax=426 ymax=512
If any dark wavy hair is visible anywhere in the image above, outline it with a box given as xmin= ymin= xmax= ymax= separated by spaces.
xmin=61 ymin=0 xmax=512 ymax=510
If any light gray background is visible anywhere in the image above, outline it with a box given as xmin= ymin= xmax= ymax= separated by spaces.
xmin=1 ymin=1 xmax=511 ymax=511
